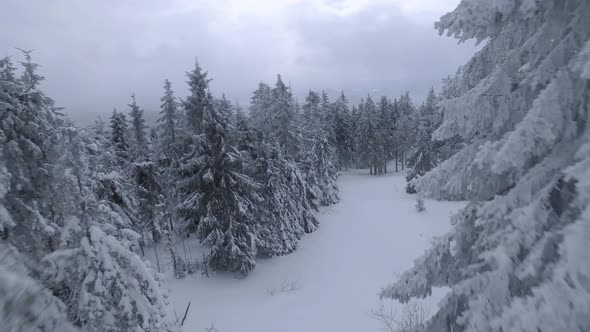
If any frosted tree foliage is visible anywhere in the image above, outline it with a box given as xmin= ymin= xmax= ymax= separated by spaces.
xmin=110 ymin=109 xmax=130 ymax=163
xmin=332 ymin=91 xmax=354 ymax=169
xmin=43 ymin=224 xmax=169 ymax=332
xmin=406 ymin=88 xmax=441 ymax=194
xmin=248 ymin=82 xmax=273 ymax=133
xmin=0 ymin=53 xmax=172 ymax=330
xmin=253 ymin=143 xmax=318 ymax=256
xmin=157 ymin=79 xmax=179 ymax=151
xmin=269 ymin=75 xmax=300 ymax=156
xmin=299 ymin=90 xmax=340 ymax=206
xmin=356 ymin=96 xmax=380 ymax=173
xmin=183 ymin=59 xmax=211 ymax=135
xmin=381 ymin=1 xmax=590 ymax=331
xmin=178 ymin=96 xmax=259 ymax=274
xmin=0 ymin=243 xmax=78 ymax=332
xmin=128 ymin=93 xmax=147 ymax=158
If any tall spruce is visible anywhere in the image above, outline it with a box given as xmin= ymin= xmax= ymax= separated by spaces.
xmin=332 ymin=91 xmax=353 ymax=169
xmin=1 ymin=53 xmax=171 ymax=331
xmin=405 ymin=88 xmax=440 ymax=193
xmin=269 ymin=75 xmax=299 ymax=156
xmin=177 ymin=94 xmax=259 ymax=275
xmin=381 ymin=1 xmax=590 ymax=331
xmin=157 ymin=79 xmax=180 ymax=155
xmin=128 ymin=93 xmax=147 ymax=158
xmin=183 ymin=59 xmax=211 ymax=134
xmin=110 ymin=108 xmax=130 ymax=163
xmin=356 ymin=96 xmax=380 ymax=174
xmin=248 ymin=82 xmax=273 ymax=134
xmin=252 ymin=143 xmax=318 ymax=256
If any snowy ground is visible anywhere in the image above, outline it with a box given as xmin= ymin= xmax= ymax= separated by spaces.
xmin=165 ymin=170 xmax=465 ymax=332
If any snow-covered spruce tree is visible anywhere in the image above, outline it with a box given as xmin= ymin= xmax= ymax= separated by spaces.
xmin=234 ymin=104 xmax=260 ymax=157
xmin=128 ymin=93 xmax=147 ymax=159
xmin=0 ymin=242 xmax=78 ymax=332
xmin=252 ymin=143 xmax=318 ymax=256
xmin=1 ymin=54 xmax=171 ymax=331
xmin=43 ymin=219 xmax=171 ymax=332
xmin=332 ymin=91 xmax=354 ymax=169
xmin=1 ymin=119 xmax=75 ymax=332
xmin=300 ymin=90 xmax=339 ymax=206
xmin=110 ymin=108 xmax=130 ymax=164
xmin=350 ymin=104 xmax=361 ymax=167
xmin=155 ymin=78 xmax=184 ymax=277
xmin=131 ymin=161 xmax=164 ymax=244
xmin=248 ymin=82 xmax=273 ymax=134
xmin=376 ymin=96 xmax=394 ymax=173
xmin=388 ymin=98 xmax=402 ymax=171
xmin=395 ymin=92 xmax=416 ymax=171
xmin=216 ymin=94 xmax=234 ymax=122
xmin=381 ymin=1 xmax=590 ymax=331
xmin=43 ymin=221 xmax=171 ymax=331
xmin=0 ymin=53 xmax=61 ymax=260
xmin=42 ymin=122 xmax=171 ymax=332
xmin=406 ymin=88 xmax=440 ymax=194
xmin=434 ymin=70 xmax=467 ymax=165
xmin=269 ymin=75 xmax=300 ymax=156
xmin=302 ymin=90 xmax=322 ymax=137
xmin=177 ymin=95 xmax=260 ymax=275
xmin=157 ymin=79 xmax=180 ymax=156
xmin=128 ymin=93 xmax=167 ymax=250
xmin=183 ymin=59 xmax=211 ymax=135
xmin=356 ymin=96 xmax=380 ymax=174
xmin=320 ymin=90 xmax=336 ymax=145
xmin=311 ymin=136 xmax=339 ymax=205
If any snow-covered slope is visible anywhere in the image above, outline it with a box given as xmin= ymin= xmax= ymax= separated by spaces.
xmin=167 ymin=170 xmax=465 ymax=332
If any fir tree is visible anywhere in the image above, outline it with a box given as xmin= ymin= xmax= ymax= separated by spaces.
xmin=332 ymin=91 xmax=354 ymax=169
xmin=128 ymin=93 xmax=147 ymax=158
xmin=269 ymin=75 xmax=299 ymax=156
xmin=157 ymin=79 xmax=180 ymax=156
xmin=376 ymin=96 xmax=393 ymax=173
xmin=183 ymin=59 xmax=211 ymax=134
xmin=406 ymin=88 xmax=440 ymax=193
xmin=131 ymin=161 xmax=164 ymax=243
xmin=46 ymin=121 xmax=170 ymax=332
xmin=0 ymin=243 xmax=77 ymax=332
xmin=356 ymin=96 xmax=380 ymax=174
xmin=248 ymin=82 xmax=273 ymax=134
xmin=396 ymin=92 xmax=416 ymax=170
xmin=320 ymin=90 xmax=336 ymax=145
xmin=252 ymin=143 xmax=318 ymax=256
xmin=110 ymin=108 xmax=130 ymax=163
xmin=178 ymin=95 xmax=259 ymax=274
xmin=301 ymin=90 xmax=322 ymax=140
xmin=0 ymin=53 xmax=60 ymax=260
xmin=1 ymin=53 xmax=172 ymax=330
xmin=381 ymin=1 xmax=590 ymax=331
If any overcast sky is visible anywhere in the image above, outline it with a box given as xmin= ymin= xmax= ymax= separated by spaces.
xmin=1 ymin=0 xmax=476 ymax=122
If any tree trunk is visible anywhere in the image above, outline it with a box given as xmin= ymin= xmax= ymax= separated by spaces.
xmin=401 ymin=150 xmax=405 ymax=170
xmin=153 ymin=245 xmax=161 ymax=273
xmin=169 ymin=216 xmax=174 ymax=232
xmin=139 ymin=237 xmax=146 ymax=257
xmin=395 ymin=149 xmax=399 ymax=172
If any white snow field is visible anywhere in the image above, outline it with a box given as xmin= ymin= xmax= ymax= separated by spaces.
xmin=167 ymin=170 xmax=465 ymax=332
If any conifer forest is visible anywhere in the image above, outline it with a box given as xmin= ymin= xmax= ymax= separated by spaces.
xmin=1 ymin=0 xmax=589 ymax=331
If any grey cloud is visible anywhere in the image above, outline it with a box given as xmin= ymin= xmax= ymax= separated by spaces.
xmin=283 ymin=1 xmax=477 ymax=103
xmin=0 ymin=0 xmax=476 ymax=124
